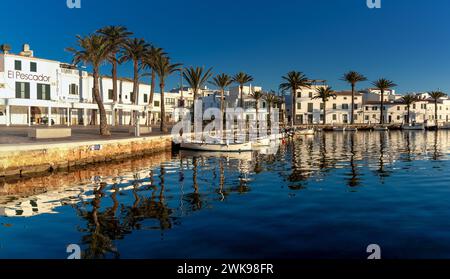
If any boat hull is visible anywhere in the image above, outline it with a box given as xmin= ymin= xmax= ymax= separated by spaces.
xmin=181 ymin=142 xmax=253 ymax=152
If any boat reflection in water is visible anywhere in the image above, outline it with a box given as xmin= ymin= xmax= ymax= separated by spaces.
xmin=0 ymin=131 xmax=449 ymax=259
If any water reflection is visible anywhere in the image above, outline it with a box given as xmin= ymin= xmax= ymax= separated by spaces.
xmin=0 ymin=131 xmax=449 ymax=258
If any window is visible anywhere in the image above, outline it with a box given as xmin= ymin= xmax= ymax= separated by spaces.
xmin=342 ymin=104 xmax=349 ymax=110
xmin=333 ymin=104 xmax=337 ymax=110
xmin=354 ymin=104 xmax=358 ymax=110
xmin=397 ymin=106 xmax=400 ymax=111
xmin=69 ymin=84 xmax=79 ymax=95
xmin=144 ymin=94 xmax=148 ymax=103
xmin=372 ymin=106 xmax=378 ymax=111
xmin=15 ymin=82 xmax=30 ymax=99
xmin=30 ymin=62 xmax=37 ymax=72
xmin=365 ymin=106 xmax=369 ymax=111
xmin=166 ymin=98 xmax=176 ymax=106
xmin=333 ymin=114 xmax=337 ymax=121
xmin=344 ymin=97 xmax=348 ymax=100
xmin=320 ymin=103 xmax=324 ymax=110
xmin=296 ymin=92 xmax=301 ymax=98
xmin=308 ymin=92 xmax=313 ymax=98
xmin=37 ymin=84 xmax=51 ymax=100
xmin=365 ymin=115 xmax=369 ymax=121
xmin=307 ymin=103 xmax=313 ymax=113
xmin=354 ymin=115 xmax=358 ymax=121
xmin=413 ymin=104 xmax=416 ymax=109
xmin=154 ymin=101 xmax=160 ymax=107
xmin=130 ymin=92 xmax=134 ymax=101
xmin=15 ymin=60 xmax=22 ymax=70
xmin=108 ymin=89 xmax=114 ymax=100
xmin=296 ymin=103 xmax=301 ymax=110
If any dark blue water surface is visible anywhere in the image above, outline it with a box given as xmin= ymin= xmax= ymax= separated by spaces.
xmin=1 ymin=131 xmax=450 ymax=259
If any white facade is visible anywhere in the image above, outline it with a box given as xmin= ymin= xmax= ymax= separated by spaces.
xmin=288 ymin=82 xmax=450 ymax=125
xmin=0 ymin=46 xmax=192 ymax=127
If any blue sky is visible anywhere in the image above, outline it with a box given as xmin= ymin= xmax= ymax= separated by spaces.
xmin=2 ymin=0 xmax=450 ymax=93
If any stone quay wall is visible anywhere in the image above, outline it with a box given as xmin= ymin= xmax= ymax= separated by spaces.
xmin=0 ymin=135 xmax=173 ymax=178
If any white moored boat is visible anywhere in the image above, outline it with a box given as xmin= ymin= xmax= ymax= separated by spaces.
xmin=252 ymin=137 xmax=272 ymax=147
xmin=333 ymin=127 xmax=358 ymax=132
xmin=402 ymin=123 xmax=425 ymax=130
xmin=296 ymin=129 xmax=315 ymax=136
xmin=181 ymin=141 xmax=253 ymax=152
xmin=373 ymin=126 xmax=389 ymax=131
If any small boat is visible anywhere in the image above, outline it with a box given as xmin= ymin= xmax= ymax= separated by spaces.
xmin=333 ymin=127 xmax=358 ymax=132
xmin=179 ymin=150 xmax=253 ymax=161
xmin=373 ymin=126 xmax=389 ymax=131
xmin=402 ymin=123 xmax=425 ymax=131
xmin=296 ymin=129 xmax=315 ymax=136
xmin=333 ymin=127 xmax=345 ymax=132
xmin=181 ymin=141 xmax=252 ymax=152
xmin=252 ymin=137 xmax=271 ymax=147
xmin=441 ymin=123 xmax=450 ymax=130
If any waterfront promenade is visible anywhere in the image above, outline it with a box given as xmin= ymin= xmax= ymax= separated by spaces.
xmin=0 ymin=125 xmax=174 ymax=178
xmin=0 ymin=125 xmax=172 ymax=145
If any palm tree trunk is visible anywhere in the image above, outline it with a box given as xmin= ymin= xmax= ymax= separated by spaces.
xmin=221 ymin=88 xmax=225 ymax=124
xmin=93 ymin=68 xmax=110 ymax=136
xmin=268 ymin=104 xmax=272 ymax=131
xmin=435 ymin=101 xmax=438 ymax=125
xmin=160 ymin=83 xmax=167 ymax=133
xmin=351 ymin=83 xmax=355 ymax=125
xmin=323 ymin=99 xmax=326 ymax=125
xmin=380 ymin=90 xmax=384 ymax=124
xmin=149 ymin=69 xmax=156 ymax=105
xmin=240 ymin=85 xmax=244 ymax=108
xmin=112 ymin=56 xmax=118 ymax=102
xmin=112 ymin=56 xmax=119 ymax=126
xmin=291 ymin=88 xmax=295 ymax=127
xmin=407 ymin=106 xmax=410 ymax=124
xmin=256 ymin=102 xmax=259 ymax=138
xmin=130 ymin=60 xmax=139 ymax=126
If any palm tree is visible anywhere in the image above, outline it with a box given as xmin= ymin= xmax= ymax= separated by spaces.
xmin=209 ymin=73 xmax=233 ymax=121
xmin=232 ymin=72 xmax=254 ymax=108
xmin=153 ymin=55 xmax=181 ymax=133
xmin=342 ymin=71 xmax=367 ymax=124
xmin=122 ymin=38 xmax=150 ymax=127
xmin=97 ymin=26 xmax=133 ymax=104
xmin=183 ymin=66 xmax=213 ymax=118
xmin=428 ymin=91 xmax=447 ymax=125
xmin=372 ymin=78 xmax=397 ymax=124
xmin=249 ymin=90 xmax=265 ymax=137
xmin=311 ymin=86 xmax=336 ymax=125
xmin=123 ymin=38 xmax=150 ymax=105
xmin=400 ymin=94 xmax=419 ymax=124
xmin=279 ymin=71 xmax=310 ymax=127
xmin=67 ymin=35 xmax=112 ymax=136
xmin=264 ymin=92 xmax=278 ymax=130
xmin=142 ymin=46 xmax=166 ymax=125
xmin=142 ymin=46 xmax=166 ymax=107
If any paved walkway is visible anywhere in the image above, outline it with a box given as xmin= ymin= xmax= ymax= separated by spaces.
xmin=0 ymin=125 xmax=173 ymax=145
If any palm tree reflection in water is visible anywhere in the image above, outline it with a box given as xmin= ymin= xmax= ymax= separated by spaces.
xmin=48 ymin=130 xmax=449 ymax=259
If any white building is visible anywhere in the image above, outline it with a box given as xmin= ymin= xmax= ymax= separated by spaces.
xmin=0 ymin=44 xmax=191 ymax=127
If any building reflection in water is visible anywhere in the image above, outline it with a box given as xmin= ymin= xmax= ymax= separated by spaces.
xmin=0 ymin=131 xmax=449 ymax=258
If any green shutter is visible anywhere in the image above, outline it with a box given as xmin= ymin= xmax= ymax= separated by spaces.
xmin=46 ymin=84 xmax=51 ymax=100
xmin=15 ymin=82 xmax=20 ymax=98
xmin=37 ymin=84 xmax=42 ymax=100
xmin=25 ymin=83 xmax=30 ymax=99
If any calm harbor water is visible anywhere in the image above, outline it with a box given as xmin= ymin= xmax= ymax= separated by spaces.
xmin=1 ymin=130 xmax=450 ymax=259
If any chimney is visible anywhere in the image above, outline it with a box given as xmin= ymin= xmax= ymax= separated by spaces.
xmin=19 ymin=44 xmax=34 ymax=57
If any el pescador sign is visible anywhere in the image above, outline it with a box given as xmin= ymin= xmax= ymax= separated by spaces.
xmin=7 ymin=70 xmax=51 ymax=83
